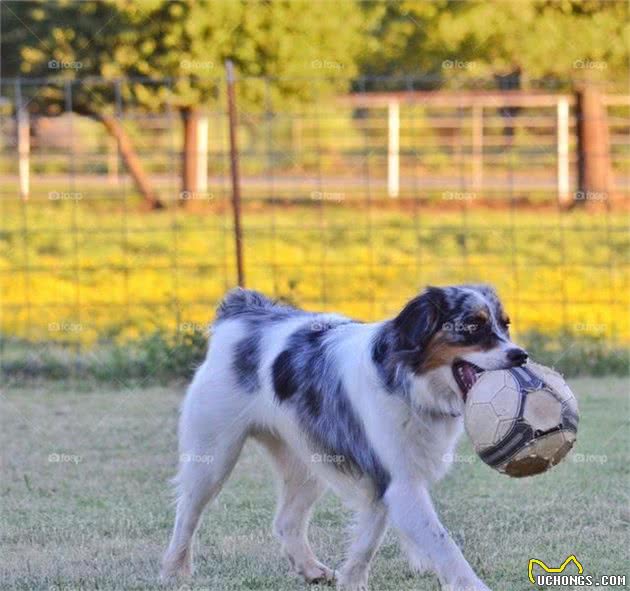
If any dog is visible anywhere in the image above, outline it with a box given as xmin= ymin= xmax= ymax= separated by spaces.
xmin=161 ymin=284 xmax=528 ymax=590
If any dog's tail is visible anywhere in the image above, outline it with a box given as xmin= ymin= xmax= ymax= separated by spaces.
xmin=215 ymin=287 xmax=276 ymax=322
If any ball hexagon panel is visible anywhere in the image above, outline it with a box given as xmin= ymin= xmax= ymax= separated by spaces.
xmin=464 ymin=402 xmax=501 ymax=450
xmin=468 ymin=371 xmax=508 ymax=404
xmin=523 ymin=389 xmax=563 ymax=433
xmin=502 ymin=369 xmax=522 ymax=393
xmin=490 ymin=384 xmax=521 ymax=419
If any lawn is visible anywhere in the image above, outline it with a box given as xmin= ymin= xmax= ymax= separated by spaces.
xmin=1 ymin=198 xmax=629 ymax=346
xmin=1 ymin=376 xmax=628 ymax=591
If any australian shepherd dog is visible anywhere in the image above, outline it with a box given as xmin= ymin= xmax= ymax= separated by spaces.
xmin=161 ymin=285 xmax=528 ymax=591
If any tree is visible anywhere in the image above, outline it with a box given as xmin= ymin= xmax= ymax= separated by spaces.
xmin=360 ymin=0 xmax=629 ymax=88
xmin=1 ymin=0 xmax=164 ymax=207
xmin=1 ymin=0 xmax=367 ymax=204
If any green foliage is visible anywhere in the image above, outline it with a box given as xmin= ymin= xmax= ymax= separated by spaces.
xmin=521 ymin=330 xmax=630 ymax=378
xmin=1 ymin=330 xmax=627 ymax=383
xmin=2 ymin=0 xmax=626 ymax=115
xmin=0 ymin=330 xmax=208 ymax=382
xmin=1 ymin=0 xmax=367 ymax=113
xmin=361 ymin=0 xmax=629 ymax=87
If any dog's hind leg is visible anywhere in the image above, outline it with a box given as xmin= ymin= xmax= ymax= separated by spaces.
xmin=160 ymin=381 xmax=251 ymax=581
xmin=255 ymin=433 xmax=334 ymax=585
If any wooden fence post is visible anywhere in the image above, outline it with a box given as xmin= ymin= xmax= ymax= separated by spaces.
xmin=576 ymin=85 xmax=614 ymax=205
xmin=181 ymin=106 xmax=199 ymax=198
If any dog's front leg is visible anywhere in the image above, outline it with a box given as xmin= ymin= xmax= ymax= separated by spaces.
xmin=384 ymin=482 xmax=490 ymax=591
xmin=337 ymin=503 xmax=388 ymax=591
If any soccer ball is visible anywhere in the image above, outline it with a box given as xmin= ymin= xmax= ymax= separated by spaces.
xmin=464 ymin=361 xmax=579 ymax=477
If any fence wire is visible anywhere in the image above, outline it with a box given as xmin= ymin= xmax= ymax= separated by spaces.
xmin=0 ymin=75 xmax=628 ymax=360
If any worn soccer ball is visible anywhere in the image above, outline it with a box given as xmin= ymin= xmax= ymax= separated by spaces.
xmin=464 ymin=362 xmax=579 ymax=477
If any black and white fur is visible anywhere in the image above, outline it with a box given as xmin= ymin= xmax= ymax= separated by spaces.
xmin=161 ymin=285 xmax=528 ymax=591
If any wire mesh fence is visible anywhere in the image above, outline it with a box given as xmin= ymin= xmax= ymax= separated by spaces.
xmin=0 ymin=75 xmax=628 ymax=361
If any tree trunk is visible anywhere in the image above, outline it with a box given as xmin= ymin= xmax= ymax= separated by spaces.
xmin=98 ymin=113 xmax=164 ymax=209
xmin=181 ymin=106 xmax=199 ymax=203
xmin=576 ymin=85 xmax=615 ymax=208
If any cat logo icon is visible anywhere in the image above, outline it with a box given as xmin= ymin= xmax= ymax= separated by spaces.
xmin=528 ymin=555 xmax=583 ymax=584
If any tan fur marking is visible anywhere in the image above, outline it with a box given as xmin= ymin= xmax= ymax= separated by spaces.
xmin=474 ymin=309 xmax=489 ymax=322
xmin=419 ymin=331 xmax=483 ymax=372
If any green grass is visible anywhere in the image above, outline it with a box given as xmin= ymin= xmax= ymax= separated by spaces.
xmin=1 ymin=377 xmax=628 ymax=590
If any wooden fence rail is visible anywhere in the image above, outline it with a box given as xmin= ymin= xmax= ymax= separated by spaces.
xmin=340 ymin=88 xmax=627 ymax=205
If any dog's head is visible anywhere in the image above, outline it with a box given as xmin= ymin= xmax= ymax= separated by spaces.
xmin=393 ymin=284 xmax=527 ymax=400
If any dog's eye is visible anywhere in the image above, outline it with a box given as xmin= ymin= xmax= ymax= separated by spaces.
xmin=501 ymin=316 xmax=511 ymax=328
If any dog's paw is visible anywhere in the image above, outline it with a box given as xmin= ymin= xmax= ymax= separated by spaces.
xmin=159 ymin=565 xmax=191 ymax=584
xmin=336 ymin=569 xmax=368 ymax=591
xmin=159 ymin=551 xmax=193 ymax=583
xmin=300 ymin=560 xmax=335 ymax=585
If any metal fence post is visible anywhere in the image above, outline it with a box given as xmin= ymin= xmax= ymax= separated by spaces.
xmin=226 ymin=60 xmax=245 ymax=287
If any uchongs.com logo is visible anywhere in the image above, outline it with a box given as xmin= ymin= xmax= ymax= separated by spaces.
xmin=528 ymin=555 xmax=626 ymax=587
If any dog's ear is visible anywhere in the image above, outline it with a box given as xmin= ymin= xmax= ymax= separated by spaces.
xmin=393 ymin=286 xmax=448 ymax=351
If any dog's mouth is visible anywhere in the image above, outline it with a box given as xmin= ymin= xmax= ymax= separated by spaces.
xmin=452 ymin=360 xmax=484 ymax=399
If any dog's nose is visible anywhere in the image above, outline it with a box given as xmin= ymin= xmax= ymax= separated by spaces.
xmin=507 ymin=348 xmax=528 ymax=366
